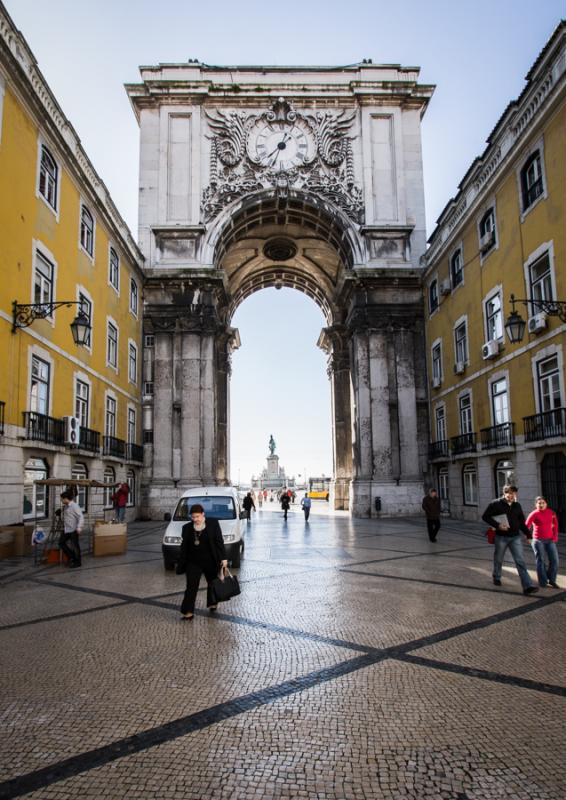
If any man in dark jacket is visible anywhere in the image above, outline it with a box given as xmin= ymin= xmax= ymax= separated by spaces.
xmin=422 ymin=488 xmax=441 ymax=542
xmin=242 ymin=492 xmax=255 ymax=521
xmin=482 ymin=484 xmax=538 ymax=595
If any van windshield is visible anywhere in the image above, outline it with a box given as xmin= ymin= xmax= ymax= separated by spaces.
xmin=173 ymin=496 xmax=236 ymax=521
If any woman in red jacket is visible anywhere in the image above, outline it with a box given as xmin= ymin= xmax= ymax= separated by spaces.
xmin=526 ymin=497 xmax=560 ymax=589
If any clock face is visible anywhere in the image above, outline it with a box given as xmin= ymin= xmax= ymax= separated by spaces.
xmin=247 ymin=119 xmax=316 ymax=171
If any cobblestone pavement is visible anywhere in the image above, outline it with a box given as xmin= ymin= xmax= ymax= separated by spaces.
xmin=1 ymin=508 xmax=565 ymax=799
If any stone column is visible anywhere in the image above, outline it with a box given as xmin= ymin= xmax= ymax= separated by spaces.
xmin=394 ymin=327 xmax=420 ymax=481
xmin=152 ymin=331 xmax=174 ymax=483
xmin=215 ymin=328 xmax=240 ymax=485
xmin=319 ymin=325 xmax=352 ymax=510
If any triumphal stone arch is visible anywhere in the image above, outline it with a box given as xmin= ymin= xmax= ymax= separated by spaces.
xmin=126 ymin=62 xmax=434 ymax=518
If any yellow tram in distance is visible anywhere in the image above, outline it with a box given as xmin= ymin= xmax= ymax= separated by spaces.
xmin=307 ymin=477 xmax=330 ymax=500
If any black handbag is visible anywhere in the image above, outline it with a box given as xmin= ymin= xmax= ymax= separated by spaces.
xmin=210 ymin=569 xmax=241 ymax=603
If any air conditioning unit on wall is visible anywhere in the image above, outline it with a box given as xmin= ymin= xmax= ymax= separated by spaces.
xmin=481 ymin=340 xmax=500 ymax=360
xmin=528 ymin=313 xmax=547 ymax=334
xmin=454 ymin=361 xmax=466 ymax=375
xmin=440 ymin=279 xmax=451 ymax=296
xmin=63 ymin=416 xmax=81 ymax=446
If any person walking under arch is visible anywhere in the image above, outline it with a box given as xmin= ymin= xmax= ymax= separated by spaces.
xmin=281 ymin=491 xmax=290 ymax=520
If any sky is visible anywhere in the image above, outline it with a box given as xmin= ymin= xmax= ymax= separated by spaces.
xmin=4 ymin=0 xmax=564 ymax=485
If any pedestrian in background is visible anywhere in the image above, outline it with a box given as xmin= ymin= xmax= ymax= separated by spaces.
xmin=482 ymin=484 xmax=538 ymax=595
xmin=59 ymin=490 xmax=83 ymax=568
xmin=281 ymin=491 xmax=290 ymax=520
xmin=242 ymin=491 xmax=255 ymax=521
xmin=422 ymin=488 xmax=441 ymax=542
xmin=301 ymin=492 xmax=312 ymax=521
xmin=111 ymin=482 xmax=129 ymax=522
xmin=526 ymin=496 xmax=560 ymax=588
xmin=176 ymin=503 xmax=228 ymax=620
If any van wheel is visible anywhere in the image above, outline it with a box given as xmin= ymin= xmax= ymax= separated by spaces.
xmin=231 ymin=545 xmax=242 ymax=568
xmin=164 ymin=559 xmax=176 ymax=571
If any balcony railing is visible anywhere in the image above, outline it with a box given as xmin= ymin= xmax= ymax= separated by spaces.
xmin=23 ymin=411 xmax=65 ymax=445
xmin=524 ymin=408 xmax=566 ymax=443
xmin=480 ymin=422 xmax=515 ymax=450
xmin=79 ymin=426 xmax=100 ymax=453
xmin=428 ymin=440 xmax=450 ymax=460
xmin=103 ymin=435 xmax=126 ymax=458
xmin=126 ymin=443 xmax=144 ymax=462
xmin=450 ymin=432 xmax=477 ymax=455
xmin=0 ymin=401 xmax=4 ymax=435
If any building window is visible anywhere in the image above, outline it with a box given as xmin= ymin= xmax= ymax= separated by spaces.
xmin=450 ymin=249 xmax=463 ymax=288
xmin=454 ymin=321 xmax=468 ymax=365
xmin=537 ymin=355 xmax=561 ymax=412
xmin=130 ymin=278 xmax=138 ymax=315
xmin=103 ymin=466 xmax=115 ymax=508
xmin=23 ymin=457 xmax=48 ymax=519
xmin=128 ymin=343 xmax=137 ymax=383
xmin=109 ymin=247 xmax=120 ymax=290
xmin=463 ymin=464 xmax=478 ymax=505
xmin=459 ymin=393 xmax=473 ymax=435
xmin=78 ymin=293 xmax=92 ymax=348
xmin=34 ymin=251 xmax=54 ymax=308
xmin=71 ymin=462 xmax=88 ymax=511
xmin=107 ymin=322 xmax=118 ymax=368
xmin=435 ymin=405 xmax=446 ymax=441
xmin=520 ymin=151 xmax=544 ymax=211
xmin=479 ymin=208 xmax=496 ymax=253
xmin=75 ymin=379 xmax=90 ymax=428
xmin=438 ymin=467 xmax=449 ymax=504
xmin=143 ymin=381 xmax=154 ymax=396
xmin=126 ymin=469 xmax=135 ymax=506
xmin=80 ymin=206 xmax=94 ymax=256
xmin=429 ymin=280 xmax=438 ymax=314
xmin=485 ymin=293 xmax=502 ymax=341
xmin=30 ymin=356 xmax=50 ymax=415
xmin=144 ymin=334 xmax=154 ymax=348
xmin=495 ymin=460 xmax=515 ymax=497
xmin=105 ymin=395 xmax=116 ymax=438
xmin=432 ymin=343 xmax=442 ymax=384
xmin=39 ymin=146 xmax=58 ymax=210
xmin=128 ymin=408 xmax=136 ymax=444
xmin=529 ymin=252 xmax=553 ymax=305
xmin=491 ymin=378 xmax=509 ymax=425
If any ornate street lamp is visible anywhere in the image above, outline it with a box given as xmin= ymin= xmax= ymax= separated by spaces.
xmin=504 ymin=293 xmax=566 ymax=344
xmin=12 ymin=300 xmax=92 ymax=346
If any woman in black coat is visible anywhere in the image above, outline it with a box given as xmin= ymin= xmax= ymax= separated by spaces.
xmin=176 ymin=503 xmax=228 ymax=620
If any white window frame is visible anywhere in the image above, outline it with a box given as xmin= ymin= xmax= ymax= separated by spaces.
xmin=431 ymin=338 xmax=443 ymax=385
xmin=74 ymin=372 xmax=92 ymax=429
xmin=127 ymin=406 xmax=136 ymax=444
xmin=488 ymin=371 xmax=511 ymax=426
xmin=483 ymin=286 xmax=504 ymax=343
xmin=109 ymin=245 xmax=120 ymax=293
xmin=523 ymin=241 xmax=556 ymax=318
xmin=129 ymin=276 xmax=139 ymax=316
xmin=76 ymin=284 xmax=93 ymax=352
xmin=463 ymin=463 xmax=478 ymax=506
xmin=103 ymin=466 xmax=116 ymax=509
xmin=105 ymin=392 xmax=117 ymax=438
xmin=428 ymin=277 xmax=439 ymax=316
xmin=458 ymin=390 xmax=473 ymax=436
xmin=71 ymin=462 xmax=88 ymax=511
xmin=27 ymin=346 xmax=54 ymax=417
xmin=36 ymin=138 xmax=61 ymax=219
xmin=517 ymin=137 xmax=547 ymax=221
xmin=30 ymin=354 xmax=51 ymax=416
xmin=477 ymin=203 xmax=498 ymax=262
xmin=453 ymin=315 xmax=468 ymax=366
xmin=79 ymin=203 xmax=95 ymax=259
xmin=128 ymin=339 xmax=138 ymax=384
xmin=106 ymin=317 xmax=119 ymax=371
xmin=434 ymin=403 xmax=446 ymax=442
xmin=449 ymin=244 xmax=464 ymax=290
xmin=144 ymin=334 xmax=155 ymax=348
xmin=31 ymin=242 xmax=58 ymax=326
xmin=126 ymin=469 xmax=135 ymax=507
xmin=531 ymin=344 xmax=564 ymax=415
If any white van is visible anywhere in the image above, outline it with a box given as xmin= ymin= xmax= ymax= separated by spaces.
xmin=161 ymin=486 xmax=245 ymax=570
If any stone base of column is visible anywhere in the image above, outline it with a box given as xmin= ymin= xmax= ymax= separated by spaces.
xmin=331 ymin=478 xmax=351 ymax=511
xmin=141 ymin=480 xmax=179 ymax=520
xmin=350 ymin=479 xmax=424 ymax=518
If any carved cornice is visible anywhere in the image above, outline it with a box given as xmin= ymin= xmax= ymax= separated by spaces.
xmin=347 ymin=305 xmax=421 ymax=333
xmin=146 ymin=303 xmax=222 ymax=334
xmin=317 ymin=325 xmax=351 ymax=375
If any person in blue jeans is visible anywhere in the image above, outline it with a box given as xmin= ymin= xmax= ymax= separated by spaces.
xmin=300 ymin=493 xmax=312 ymax=521
xmin=482 ymin=484 xmax=538 ymax=596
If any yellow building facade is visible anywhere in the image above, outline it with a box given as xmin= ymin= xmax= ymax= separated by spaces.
xmin=0 ymin=5 xmax=145 ymax=526
xmin=423 ymin=22 xmax=566 ymax=524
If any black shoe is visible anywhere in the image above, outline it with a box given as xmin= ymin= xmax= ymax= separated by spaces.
xmin=549 ymin=581 xmax=560 ymax=589
xmin=208 ymin=605 xmax=218 ymax=614
xmin=493 ymin=578 xmax=501 ymax=586
xmin=69 ymin=562 xmax=81 ymax=568
xmin=523 ymin=586 xmax=539 ymax=595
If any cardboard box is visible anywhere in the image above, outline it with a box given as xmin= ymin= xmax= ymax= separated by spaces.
xmin=94 ymin=521 xmax=127 ymax=536
xmin=93 ymin=532 xmax=127 ymax=557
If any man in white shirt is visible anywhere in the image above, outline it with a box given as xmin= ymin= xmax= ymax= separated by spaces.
xmin=59 ymin=490 xmax=84 ymax=568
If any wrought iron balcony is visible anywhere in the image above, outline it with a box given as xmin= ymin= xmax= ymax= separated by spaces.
xmin=428 ymin=440 xmax=450 ymax=460
xmin=0 ymin=401 xmax=4 ymax=435
xmin=23 ymin=411 xmax=65 ymax=444
xmin=103 ymin=435 xmax=126 ymax=458
xmin=524 ymin=408 xmax=566 ymax=442
xmin=79 ymin=426 xmax=100 ymax=453
xmin=450 ymin=432 xmax=477 ymax=455
xmin=126 ymin=443 xmax=144 ymax=462
xmin=480 ymin=422 xmax=515 ymax=450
